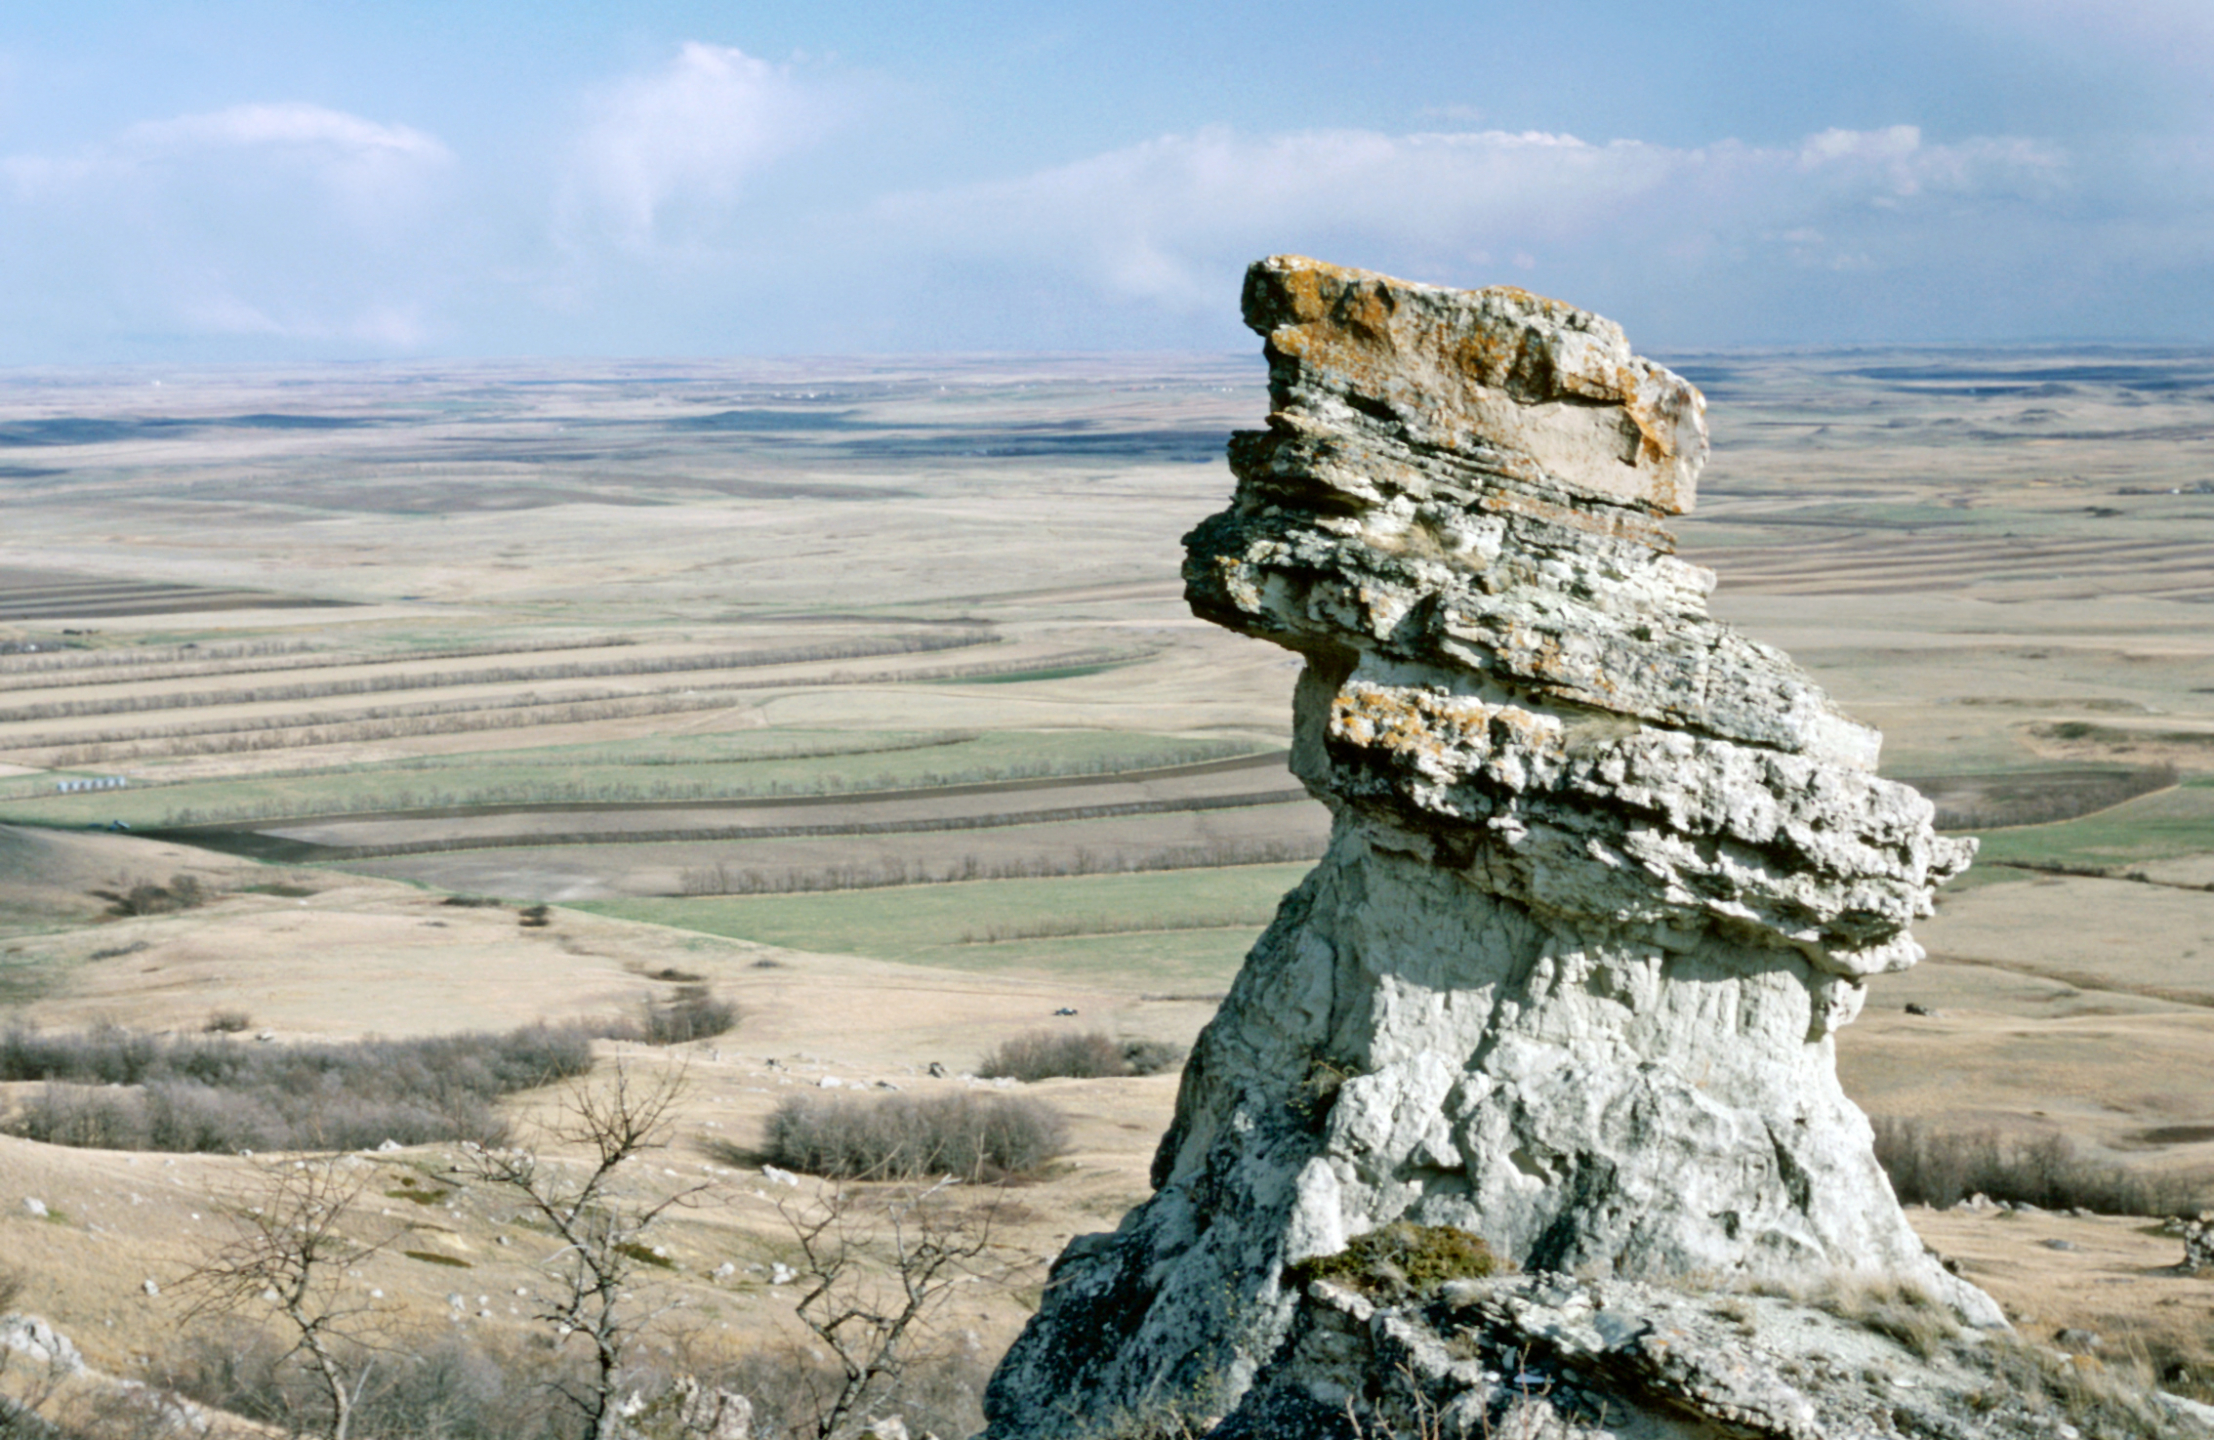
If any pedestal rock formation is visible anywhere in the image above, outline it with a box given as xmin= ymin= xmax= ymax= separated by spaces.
xmin=979 ymin=259 xmax=2202 ymax=1440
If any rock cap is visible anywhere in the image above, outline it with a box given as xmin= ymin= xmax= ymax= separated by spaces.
xmin=1243 ymin=255 xmax=1707 ymax=515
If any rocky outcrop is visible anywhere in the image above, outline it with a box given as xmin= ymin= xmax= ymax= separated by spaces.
xmin=0 ymin=1313 xmax=84 ymax=1376
xmin=2177 ymin=1213 xmax=2214 ymax=1275
xmin=1217 ymin=1268 xmax=2212 ymax=1439
xmin=978 ymin=259 xmax=2064 ymax=1439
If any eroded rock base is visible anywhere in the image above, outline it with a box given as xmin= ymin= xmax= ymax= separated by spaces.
xmin=1159 ymin=1275 xmax=2211 ymax=1440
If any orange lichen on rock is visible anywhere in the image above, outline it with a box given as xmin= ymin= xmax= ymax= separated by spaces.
xmin=1241 ymin=254 xmax=1706 ymax=516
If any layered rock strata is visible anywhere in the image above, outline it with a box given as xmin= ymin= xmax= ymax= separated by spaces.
xmin=981 ymin=258 xmax=2008 ymax=1439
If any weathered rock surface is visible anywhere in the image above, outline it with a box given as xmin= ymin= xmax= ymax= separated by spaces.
xmin=1216 ymin=1271 xmax=2208 ymax=1439
xmin=2176 ymin=1212 xmax=2214 ymax=1275
xmin=976 ymin=260 xmax=2102 ymax=1438
xmin=0 ymin=1313 xmax=84 ymax=1375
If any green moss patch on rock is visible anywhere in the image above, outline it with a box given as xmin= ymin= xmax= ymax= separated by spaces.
xmin=1290 ymin=1221 xmax=1506 ymax=1301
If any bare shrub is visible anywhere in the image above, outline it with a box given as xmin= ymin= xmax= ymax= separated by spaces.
xmin=764 ymin=1092 xmax=1068 ymax=1182
xmin=163 ymin=1320 xmax=990 ymax=1440
xmin=1 ymin=1021 xmax=597 ymax=1153
xmin=166 ymin=1324 xmax=578 ymax=1440
xmin=1119 ymin=1039 xmax=1186 ymax=1076
xmin=978 ymin=1030 xmax=1185 ymax=1082
xmin=640 ymin=985 xmax=739 ymax=1046
xmin=1872 ymin=1116 xmax=2204 ymax=1216
xmin=772 ymin=1181 xmax=1002 ymax=1438
xmin=202 ymin=1008 xmax=252 ymax=1034
xmin=91 ymin=872 xmax=211 ymax=917
xmin=979 ymin=1030 xmax=1123 ymax=1081
xmin=459 ymin=1063 xmax=702 ymax=1440
xmin=716 ymin=1342 xmax=989 ymax=1440
xmin=173 ymin=1155 xmax=409 ymax=1440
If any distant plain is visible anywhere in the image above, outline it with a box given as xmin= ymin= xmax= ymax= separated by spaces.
xmin=4 ymin=344 xmax=2214 ymax=1391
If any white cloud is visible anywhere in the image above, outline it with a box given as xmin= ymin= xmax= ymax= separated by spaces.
xmin=871 ymin=124 xmax=2071 ymax=335
xmin=7 ymin=102 xmax=449 ymax=199
xmin=121 ymin=102 xmax=447 ymax=159
xmin=563 ymin=42 xmax=838 ymax=250
xmin=0 ymin=102 xmax=457 ymax=353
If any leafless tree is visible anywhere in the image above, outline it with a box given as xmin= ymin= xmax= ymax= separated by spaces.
xmin=172 ymin=1155 xmax=406 ymax=1440
xmin=459 ymin=1061 xmax=702 ymax=1440
xmin=779 ymin=1180 xmax=1000 ymax=1439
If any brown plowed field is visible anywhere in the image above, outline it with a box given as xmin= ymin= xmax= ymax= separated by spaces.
xmin=0 ymin=564 xmax=352 ymax=620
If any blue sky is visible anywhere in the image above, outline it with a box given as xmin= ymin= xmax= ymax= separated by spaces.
xmin=3 ymin=0 xmax=2211 ymax=360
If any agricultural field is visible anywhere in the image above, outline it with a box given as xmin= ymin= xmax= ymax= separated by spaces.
xmin=4 ymin=345 xmax=2214 ymax=1416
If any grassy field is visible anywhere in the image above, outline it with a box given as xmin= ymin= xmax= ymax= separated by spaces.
xmin=577 ymin=862 xmax=1313 ymax=988
xmin=1968 ymin=777 xmax=2214 ymax=872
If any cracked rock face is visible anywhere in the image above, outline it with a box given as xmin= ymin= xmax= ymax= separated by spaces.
xmin=980 ymin=258 xmax=2005 ymax=1439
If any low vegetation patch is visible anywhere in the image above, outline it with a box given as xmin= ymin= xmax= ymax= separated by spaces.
xmin=161 ymin=1322 xmax=992 ymax=1440
xmin=763 ymin=1091 xmax=1068 ymax=1182
xmin=1872 ymin=1116 xmax=2204 ymax=1215
xmin=403 ymin=1250 xmax=472 ymax=1268
xmin=632 ymin=983 xmax=740 ymax=1046
xmin=89 ymin=872 xmax=209 ymax=917
xmin=614 ymin=1240 xmax=675 ymax=1270
xmin=1289 ymin=1221 xmax=1506 ymax=1301
xmin=977 ymin=1029 xmax=1184 ymax=1081
xmin=1967 ymin=1329 xmax=2181 ymax=1436
xmin=0 ymin=1020 xmax=597 ymax=1152
xmin=1291 ymin=1057 xmax=1358 ymax=1126
xmin=1814 ymin=1277 xmax=1955 ymax=1361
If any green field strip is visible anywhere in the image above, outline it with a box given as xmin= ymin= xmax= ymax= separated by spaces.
xmin=1965 ymin=776 xmax=2214 ymax=871
xmin=574 ymin=862 xmax=1314 ymax=989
